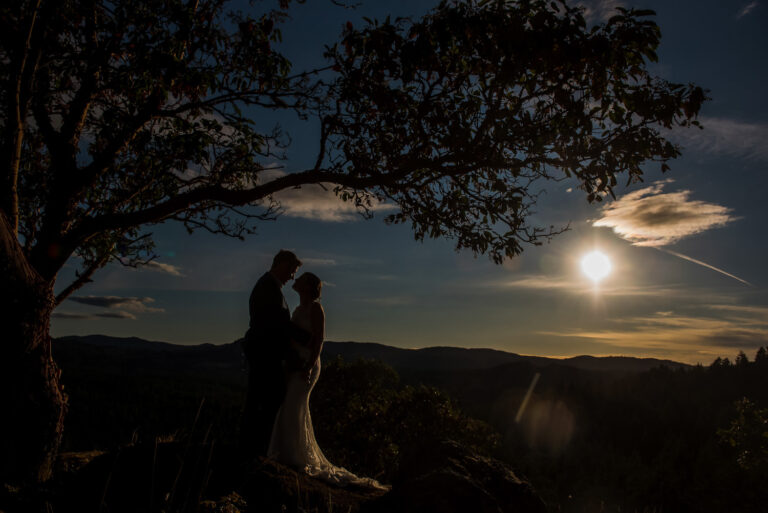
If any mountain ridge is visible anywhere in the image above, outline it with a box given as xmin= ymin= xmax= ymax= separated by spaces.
xmin=53 ymin=334 xmax=689 ymax=374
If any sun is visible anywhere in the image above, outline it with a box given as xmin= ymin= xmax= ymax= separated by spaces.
xmin=581 ymin=251 xmax=612 ymax=283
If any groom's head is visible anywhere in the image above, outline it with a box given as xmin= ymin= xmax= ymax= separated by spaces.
xmin=271 ymin=250 xmax=302 ymax=285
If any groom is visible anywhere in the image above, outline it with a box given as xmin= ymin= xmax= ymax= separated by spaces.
xmin=241 ymin=249 xmax=310 ymax=458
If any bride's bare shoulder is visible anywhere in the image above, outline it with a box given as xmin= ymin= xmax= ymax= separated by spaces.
xmin=310 ymin=301 xmax=325 ymax=316
xmin=310 ymin=301 xmax=325 ymax=324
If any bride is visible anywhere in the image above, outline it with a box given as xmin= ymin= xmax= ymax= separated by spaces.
xmin=267 ymin=272 xmax=389 ymax=490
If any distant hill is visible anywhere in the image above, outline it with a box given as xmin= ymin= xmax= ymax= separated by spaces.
xmin=322 ymin=341 xmax=689 ymax=373
xmin=53 ymin=334 xmax=689 ymax=375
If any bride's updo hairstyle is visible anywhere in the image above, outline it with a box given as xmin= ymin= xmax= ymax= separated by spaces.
xmin=297 ymin=272 xmax=322 ymax=301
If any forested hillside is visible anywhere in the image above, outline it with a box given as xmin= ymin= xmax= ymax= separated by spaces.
xmin=53 ymin=337 xmax=768 ymax=512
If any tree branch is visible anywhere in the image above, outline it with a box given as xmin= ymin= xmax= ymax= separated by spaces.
xmin=54 ymin=251 xmax=111 ymax=306
xmin=4 ymin=0 xmax=44 ymax=234
xmin=60 ymin=0 xmax=108 ymax=147
xmin=68 ymin=163 xmax=419 ymax=247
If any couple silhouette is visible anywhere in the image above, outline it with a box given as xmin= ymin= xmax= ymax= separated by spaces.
xmin=240 ymin=250 xmax=388 ymax=489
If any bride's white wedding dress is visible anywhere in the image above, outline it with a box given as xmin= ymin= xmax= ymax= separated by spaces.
xmin=267 ymin=303 xmax=389 ymax=490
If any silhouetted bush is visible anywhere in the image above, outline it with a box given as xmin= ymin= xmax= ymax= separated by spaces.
xmin=311 ymin=357 xmax=500 ymax=481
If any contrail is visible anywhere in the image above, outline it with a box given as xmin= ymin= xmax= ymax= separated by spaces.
xmin=657 ymin=248 xmax=752 ymax=286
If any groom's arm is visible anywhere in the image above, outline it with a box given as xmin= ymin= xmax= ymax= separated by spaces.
xmin=287 ymin=322 xmax=311 ymax=346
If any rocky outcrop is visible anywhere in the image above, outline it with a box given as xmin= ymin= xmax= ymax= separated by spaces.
xmin=365 ymin=439 xmax=546 ymax=513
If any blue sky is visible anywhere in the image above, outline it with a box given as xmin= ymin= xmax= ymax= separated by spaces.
xmin=52 ymin=0 xmax=768 ymax=364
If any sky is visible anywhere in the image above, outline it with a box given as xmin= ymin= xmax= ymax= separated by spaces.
xmin=51 ymin=0 xmax=768 ymax=365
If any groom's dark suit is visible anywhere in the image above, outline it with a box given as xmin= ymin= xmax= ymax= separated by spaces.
xmin=241 ymin=271 xmax=309 ymax=457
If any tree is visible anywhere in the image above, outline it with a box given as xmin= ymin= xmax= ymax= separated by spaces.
xmin=755 ymin=347 xmax=767 ymax=366
xmin=0 ymin=0 xmax=705 ymax=483
xmin=735 ymin=351 xmax=750 ymax=367
xmin=719 ymin=398 xmax=768 ymax=474
xmin=312 ymin=357 xmax=499 ymax=480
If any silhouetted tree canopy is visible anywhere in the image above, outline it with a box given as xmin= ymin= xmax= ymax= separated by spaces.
xmin=719 ymin=398 xmax=768 ymax=474
xmin=2 ymin=0 xmax=705 ymax=295
xmin=0 ymin=0 xmax=705 ymax=483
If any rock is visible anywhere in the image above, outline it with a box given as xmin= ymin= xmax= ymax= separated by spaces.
xmin=200 ymin=492 xmax=247 ymax=513
xmin=238 ymin=457 xmax=387 ymax=513
xmin=364 ymin=439 xmax=546 ymax=513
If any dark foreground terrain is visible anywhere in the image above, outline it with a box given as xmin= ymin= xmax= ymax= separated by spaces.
xmin=2 ymin=438 xmax=545 ymax=513
xmin=4 ymin=335 xmax=766 ymax=512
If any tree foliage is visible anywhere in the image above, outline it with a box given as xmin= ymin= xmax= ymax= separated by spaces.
xmin=1 ymin=0 xmax=706 ymax=300
xmin=311 ymin=357 xmax=499 ymax=480
xmin=719 ymin=397 xmax=768 ymax=473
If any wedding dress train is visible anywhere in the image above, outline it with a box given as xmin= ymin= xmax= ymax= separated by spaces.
xmin=267 ymin=305 xmax=389 ymax=490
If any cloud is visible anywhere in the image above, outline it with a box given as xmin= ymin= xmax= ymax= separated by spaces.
xmin=540 ymin=307 xmax=768 ymax=363
xmin=576 ymin=0 xmax=624 ymax=23
xmin=673 ymin=117 xmax=768 ymax=161
xmin=52 ymin=311 xmax=137 ymax=320
xmin=737 ymin=1 xmax=759 ymax=18
xmin=490 ymin=273 xmax=717 ymax=299
xmin=496 ymin=275 xmax=580 ymax=291
xmin=707 ymin=304 xmax=768 ymax=316
xmin=360 ymin=296 xmax=415 ymax=306
xmin=301 ymin=257 xmax=337 ymax=267
xmin=593 ymin=180 xmax=736 ymax=247
xmin=592 ymin=180 xmax=752 ymax=285
xmin=143 ymin=261 xmax=185 ymax=276
xmin=272 ymin=184 xmax=394 ymax=222
xmin=258 ymin=168 xmax=395 ymax=222
xmin=67 ymin=296 xmax=164 ymax=313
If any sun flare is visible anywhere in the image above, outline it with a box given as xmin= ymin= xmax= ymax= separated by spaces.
xmin=581 ymin=251 xmax=612 ymax=283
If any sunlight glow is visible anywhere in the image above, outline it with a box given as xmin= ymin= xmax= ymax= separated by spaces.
xmin=581 ymin=251 xmax=612 ymax=283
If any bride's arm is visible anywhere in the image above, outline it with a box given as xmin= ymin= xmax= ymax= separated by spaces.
xmin=306 ymin=303 xmax=325 ymax=368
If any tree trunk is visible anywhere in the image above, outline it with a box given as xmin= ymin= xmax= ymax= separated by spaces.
xmin=0 ymin=212 xmax=67 ymax=484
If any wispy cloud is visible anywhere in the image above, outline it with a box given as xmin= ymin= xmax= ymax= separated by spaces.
xmin=258 ymin=169 xmax=394 ymax=222
xmin=673 ymin=117 xmax=768 ymax=161
xmin=576 ymin=0 xmax=624 ymax=23
xmin=593 ymin=180 xmax=749 ymax=285
xmin=67 ymin=296 xmax=164 ymax=313
xmin=360 ymin=296 xmax=415 ymax=306
xmin=708 ymin=304 xmax=768 ymax=316
xmin=53 ymin=311 xmax=137 ymax=320
xmin=541 ymin=307 xmax=768 ymax=363
xmin=737 ymin=1 xmax=759 ymax=18
xmin=301 ymin=257 xmax=337 ymax=267
xmin=496 ymin=275 xmax=580 ymax=291
xmin=272 ymin=184 xmax=394 ymax=222
xmin=491 ymin=273 xmax=708 ymax=299
xmin=593 ymin=180 xmax=737 ymax=247
xmin=373 ymin=274 xmax=398 ymax=281
xmin=143 ymin=261 xmax=185 ymax=276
